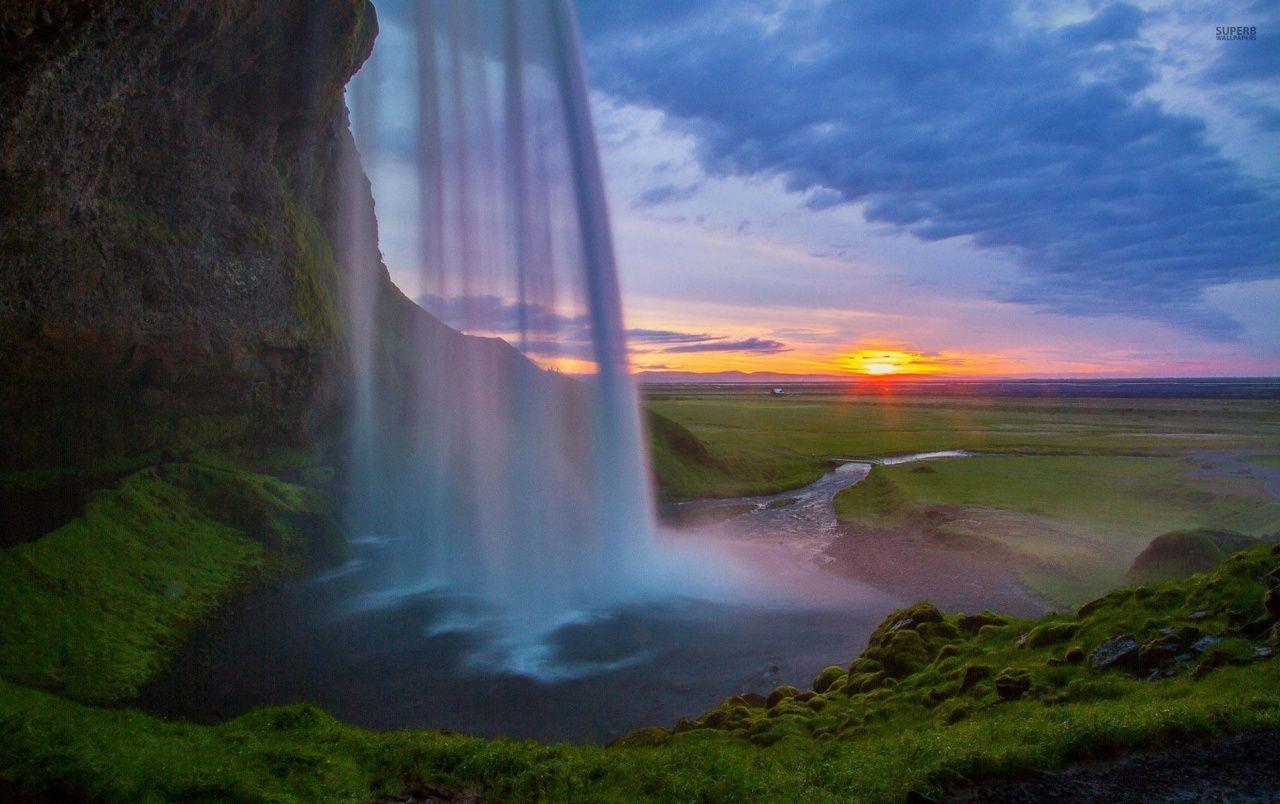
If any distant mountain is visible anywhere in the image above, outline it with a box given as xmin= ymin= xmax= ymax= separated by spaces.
xmin=635 ymin=370 xmax=857 ymax=384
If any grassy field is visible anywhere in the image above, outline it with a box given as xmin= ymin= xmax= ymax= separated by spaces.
xmin=3 ymin=491 xmax=1278 ymax=802
xmin=647 ymin=391 xmax=1280 ymax=603
xmin=833 ymin=457 xmax=1280 ymax=603
xmin=646 ymin=393 xmax=1280 ymax=462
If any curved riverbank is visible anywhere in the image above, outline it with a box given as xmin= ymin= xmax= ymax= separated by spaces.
xmin=664 ymin=451 xmax=1048 ymax=617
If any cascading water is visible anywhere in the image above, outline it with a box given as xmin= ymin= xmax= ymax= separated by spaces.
xmin=342 ymin=0 xmax=668 ymax=669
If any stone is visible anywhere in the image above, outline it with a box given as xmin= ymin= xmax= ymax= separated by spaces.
xmin=1265 ymin=588 xmax=1280 ymax=619
xmin=812 ymin=665 xmax=846 ymax=694
xmin=1064 ymin=645 xmax=1086 ymax=664
xmin=886 ymin=602 xmax=945 ymax=634
xmin=732 ymin=693 xmax=766 ymax=708
xmin=1191 ymin=635 xmax=1223 ymax=654
xmin=1090 ymin=636 xmax=1140 ymax=672
xmin=993 ymin=668 xmax=1031 ymax=701
xmin=765 ymin=685 xmax=799 ymax=709
xmin=1139 ymin=635 xmax=1184 ymax=670
xmin=958 ymin=611 xmax=1006 ymax=634
xmin=958 ymin=665 xmax=991 ymax=692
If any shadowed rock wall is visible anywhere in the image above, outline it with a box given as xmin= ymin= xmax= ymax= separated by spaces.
xmin=0 ymin=0 xmax=377 ymax=471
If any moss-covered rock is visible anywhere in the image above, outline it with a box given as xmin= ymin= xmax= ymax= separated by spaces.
xmin=812 ymin=665 xmax=846 ymax=694
xmin=765 ymin=685 xmax=800 ymax=709
xmin=1019 ymin=621 xmax=1078 ymax=649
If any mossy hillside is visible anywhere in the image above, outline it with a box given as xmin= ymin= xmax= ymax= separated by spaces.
xmin=624 ymin=543 xmax=1280 ymax=789
xmin=3 ymin=661 xmax=1278 ymax=804
xmin=1 ymin=531 xmax=1277 ymax=801
xmin=1126 ymin=529 xmax=1260 ymax=585
xmin=645 ymin=409 xmax=826 ymax=501
xmin=0 ymin=463 xmax=341 ymax=703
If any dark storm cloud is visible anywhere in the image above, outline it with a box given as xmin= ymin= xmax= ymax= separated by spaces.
xmin=576 ymin=0 xmax=1280 ymax=335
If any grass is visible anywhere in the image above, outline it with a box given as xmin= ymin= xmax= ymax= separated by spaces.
xmin=833 ymin=457 xmax=1280 ymax=603
xmin=647 ymin=394 xmax=1280 ymax=462
xmin=647 ymin=393 xmax=1280 ymax=602
xmin=0 ymin=463 xmax=340 ymax=703
xmin=2 ymin=398 xmax=1278 ymax=800
xmin=2 ymin=522 xmax=1278 ymax=801
xmin=646 ymin=410 xmax=826 ymax=500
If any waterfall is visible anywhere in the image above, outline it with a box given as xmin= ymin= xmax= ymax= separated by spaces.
xmin=342 ymin=0 xmax=665 ymax=667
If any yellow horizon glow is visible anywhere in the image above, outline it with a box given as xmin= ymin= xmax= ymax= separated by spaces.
xmin=842 ymin=348 xmax=946 ymax=376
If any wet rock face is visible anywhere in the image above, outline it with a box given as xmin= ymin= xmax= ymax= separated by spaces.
xmin=0 ymin=0 xmax=377 ymax=471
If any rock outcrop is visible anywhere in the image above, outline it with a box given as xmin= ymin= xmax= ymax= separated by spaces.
xmin=0 ymin=0 xmax=379 ymax=471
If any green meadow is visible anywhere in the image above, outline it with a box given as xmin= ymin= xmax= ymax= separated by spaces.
xmin=2 ymin=467 xmax=1278 ymax=802
xmin=648 ymin=391 xmax=1280 ymax=604
xmin=646 ymin=393 xmax=1280 ymax=463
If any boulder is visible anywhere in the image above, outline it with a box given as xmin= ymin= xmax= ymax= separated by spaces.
xmin=765 ymin=685 xmax=799 ymax=709
xmin=1191 ymin=635 xmax=1223 ymax=654
xmin=812 ymin=666 xmax=846 ymax=694
xmin=958 ymin=664 xmax=991 ymax=692
xmin=1265 ymin=587 xmax=1280 ymax=619
xmin=958 ymin=611 xmax=1006 ymax=634
xmin=1064 ymin=645 xmax=1086 ymax=664
xmin=1138 ymin=635 xmax=1183 ymax=671
xmin=993 ymin=668 xmax=1030 ymax=701
xmin=1090 ymin=636 xmax=1140 ymax=672
xmin=1018 ymin=621 xmax=1078 ymax=649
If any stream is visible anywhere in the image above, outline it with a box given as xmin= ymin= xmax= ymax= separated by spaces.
xmin=138 ymin=452 xmax=978 ymax=743
xmin=663 ymin=451 xmax=974 ymax=560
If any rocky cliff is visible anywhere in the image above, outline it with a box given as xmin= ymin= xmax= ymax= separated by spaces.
xmin=0 ymin=0 xmax=380 ymax=472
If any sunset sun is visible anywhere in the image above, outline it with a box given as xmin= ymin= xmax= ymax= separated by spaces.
xmin=844 ymin=349 xmax=927 ymax=376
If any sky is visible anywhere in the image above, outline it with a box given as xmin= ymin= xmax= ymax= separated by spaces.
xmin=364 ymin=0 xmax=1279 ymax=378
xmin=571 ymin=0 xmax=1280 ymax=377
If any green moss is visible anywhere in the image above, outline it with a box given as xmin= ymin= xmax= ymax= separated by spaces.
xmin=1020 ymin=621 xmax=1079 ymax=649
xmin=278 ymin=188 xmax=345 ymax=348
xmin=0 ymin=463 xmax=340 ymax=702
xmin=813 ymin=666 xmax=847 ymax=694
xmin=2 ymin=466 xmax=1279 ymax=801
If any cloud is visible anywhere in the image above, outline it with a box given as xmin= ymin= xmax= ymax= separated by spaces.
xmin=626 ymin=328 xmax=720 ymax=344
xmin=663 ymin=337 xmax=790 ymax=354
xmin=633 ymin=182 xmax=702 ymax=208
xmin=577 ymin=0 xmax=1280 ymax=336
xmin=414 ymin=295 xmax=787 ymax=357
xmin=416 ymin=294 xmax=588 ymax=334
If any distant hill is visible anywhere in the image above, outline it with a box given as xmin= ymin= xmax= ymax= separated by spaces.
xmin=1126 ymin=529 xmax=1260 ymax=584
xmin=636 ymin=370 xmax=852 ymax=384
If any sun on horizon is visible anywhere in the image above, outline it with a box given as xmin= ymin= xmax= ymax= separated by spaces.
xmin=842 ymin=348 xmax=941 ymax=377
